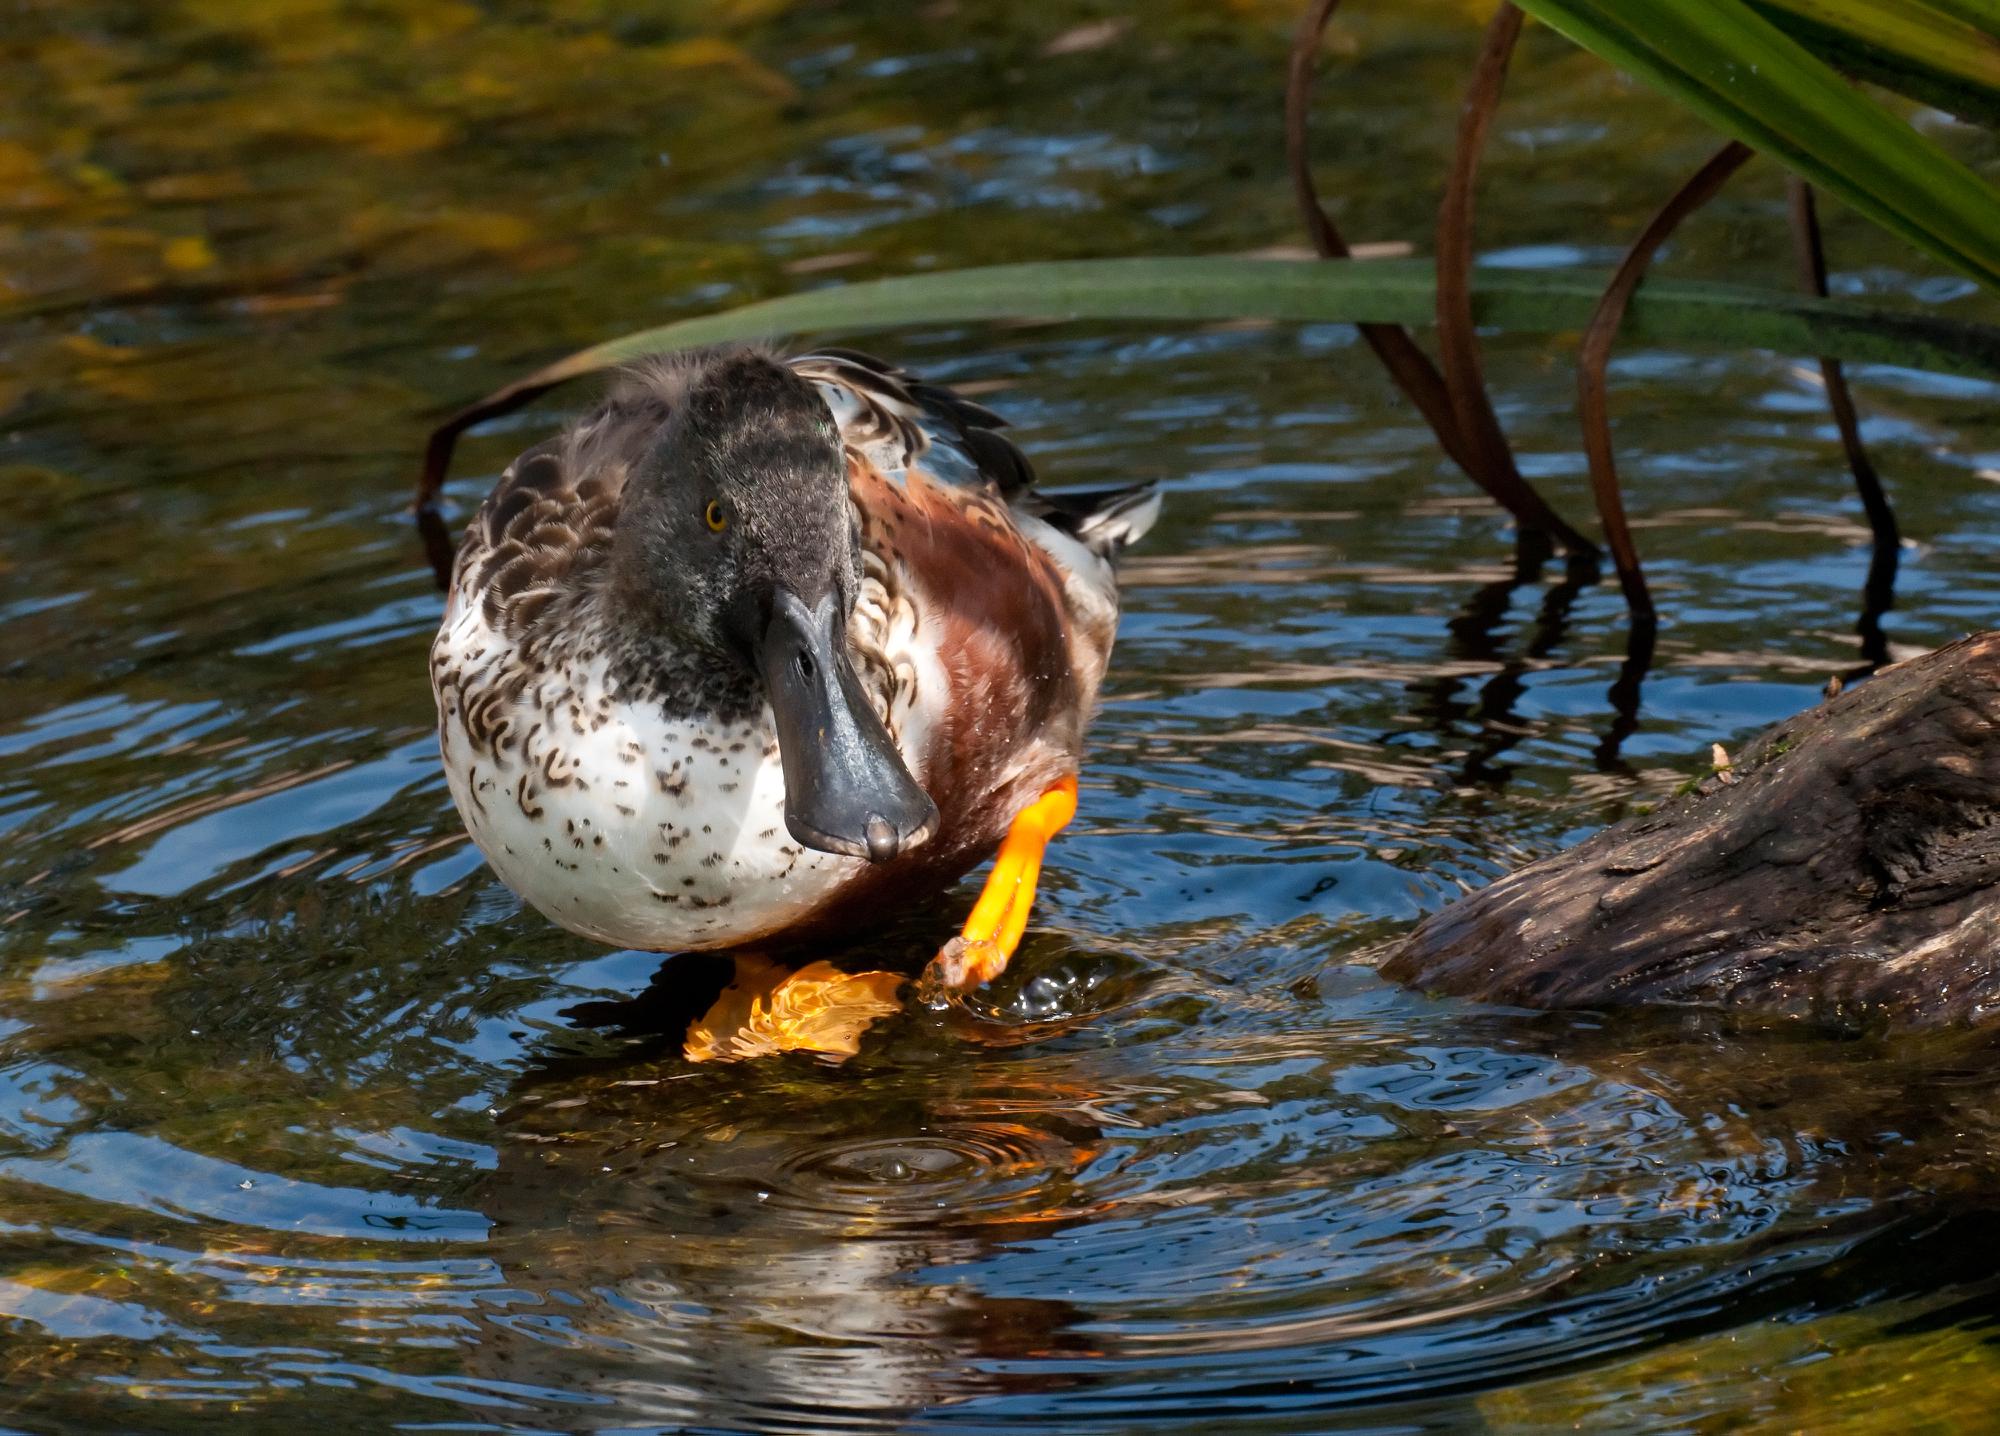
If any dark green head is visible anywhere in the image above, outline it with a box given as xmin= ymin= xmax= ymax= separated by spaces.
xmin=609 ymin=349 xmax=935 ymax=863
xmin=612 ymin=350 xmax=853 ymax=650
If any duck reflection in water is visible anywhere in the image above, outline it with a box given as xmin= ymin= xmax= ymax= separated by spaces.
xmin=460 ymin=950 xmax=1120 ymax=1429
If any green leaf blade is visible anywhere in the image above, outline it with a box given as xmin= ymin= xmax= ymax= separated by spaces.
xmin=1514 ymin=0 xmax=2000 ymax=294
xmin=1750 ymin=0 xmax=2000 ymax=124
xmin=512 ymin=258 xmax=2000 ymax=390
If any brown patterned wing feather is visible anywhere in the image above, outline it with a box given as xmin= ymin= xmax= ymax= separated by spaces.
xmin=452 ymin=371 xmax=690 ymax=644
xmin=464 ymin=447 xmax=609 ymax=633
xmin=790 ymin=348 xmax=1039 ymax=501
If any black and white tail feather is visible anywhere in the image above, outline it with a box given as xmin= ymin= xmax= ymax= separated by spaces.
xmin=1021 ymin=482 xmax=1162 ymax=558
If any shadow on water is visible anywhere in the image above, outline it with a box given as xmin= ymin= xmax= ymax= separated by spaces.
xmin=1852 ymin=531 xmax=1902 ymax=679
xmin=1592 ymin=616 xmax=1656 ymax=774
xmin=1401 ymin=539 xmax=1607 ymax=786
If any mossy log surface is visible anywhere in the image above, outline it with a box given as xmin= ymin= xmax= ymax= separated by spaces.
xmin=1385 ymin=631 xmax=2000 ymax=1028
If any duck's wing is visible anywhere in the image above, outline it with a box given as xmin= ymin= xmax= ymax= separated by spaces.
xmin=451 ymin=365 xmax=695 ymax=638
xmin=787 ymin=349 xmax=1161 ymax=1004
xmin=790 ymin=347 xmax=1034 ymax=499
xmin=452 ymin=436 xmax=623 ymax=639
xmin=789 ymin=347 xmax=1159 ymax=558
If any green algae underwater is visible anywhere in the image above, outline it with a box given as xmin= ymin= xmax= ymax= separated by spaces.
xmin=5 ymin=0 xmax=2000 ymax=1429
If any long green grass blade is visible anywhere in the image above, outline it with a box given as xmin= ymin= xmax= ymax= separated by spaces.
xmin=508 ymin=258 xmax=2000 ymax=387
xmin=1513 ymin=0 xmax=2000 ymax=294
xmin=1751 ymin=0 xmax=2000 ymax=124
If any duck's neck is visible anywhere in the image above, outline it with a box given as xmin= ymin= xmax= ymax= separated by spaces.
xmin=579 ymin=584 xmax=764 ymax=723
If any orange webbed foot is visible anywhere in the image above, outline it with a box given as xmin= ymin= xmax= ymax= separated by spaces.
xmin=684 ymin=954 xmax=905 ymax=1064
xmin=919 ymin=775 xmax=1078 ymax=1002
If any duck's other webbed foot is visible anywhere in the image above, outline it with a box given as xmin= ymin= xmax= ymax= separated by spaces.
xmin=917 ymin=775 xmax=1078 ymax=1005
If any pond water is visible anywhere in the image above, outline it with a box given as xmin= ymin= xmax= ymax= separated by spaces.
xmin=7 ymin=1 xmax=2000 ymax=1430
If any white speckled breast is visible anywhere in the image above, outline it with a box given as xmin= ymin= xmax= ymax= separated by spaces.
xmin=435 ymin=592 xmax=871 ymax=951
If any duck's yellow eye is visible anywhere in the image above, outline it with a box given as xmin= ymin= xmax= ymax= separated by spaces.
xmin=704 ymin=500 xmax=728 ymax=533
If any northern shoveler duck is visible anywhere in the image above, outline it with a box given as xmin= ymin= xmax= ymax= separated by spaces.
xmin=429 ymin=345 xmax=1157 ymax=1047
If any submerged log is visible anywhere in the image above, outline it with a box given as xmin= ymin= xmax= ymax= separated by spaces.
xmin=1385 ymin=631 xmax=2000 ymax=1028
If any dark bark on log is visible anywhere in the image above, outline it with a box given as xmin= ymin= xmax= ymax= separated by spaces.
xmin=1384 ymin=632 xmax=2000 ymax=1028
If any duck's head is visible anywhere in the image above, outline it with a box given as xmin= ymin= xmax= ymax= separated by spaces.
xmin=610 ymin=349 xmax=936 ymax=864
